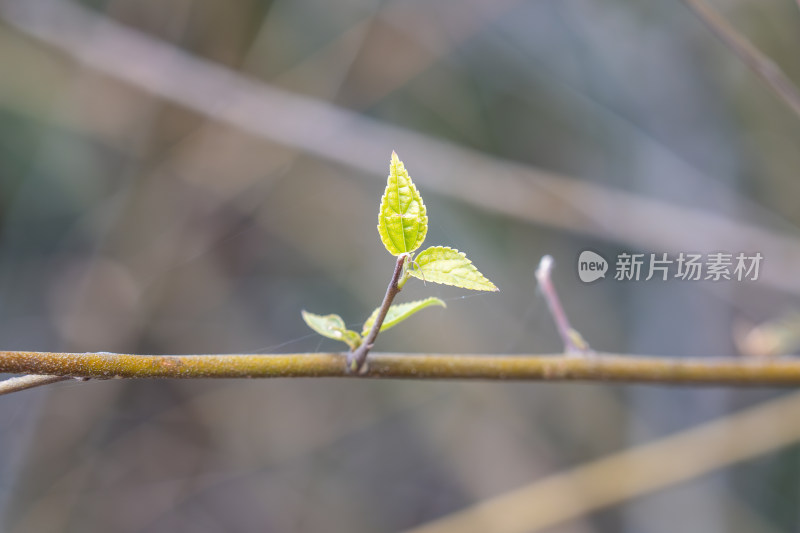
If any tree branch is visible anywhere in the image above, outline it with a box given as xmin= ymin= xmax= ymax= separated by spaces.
xmin=0 ymin=374 xmax=70 ymax=396
xmin=2 ymin=351 xmax=800 ymax=385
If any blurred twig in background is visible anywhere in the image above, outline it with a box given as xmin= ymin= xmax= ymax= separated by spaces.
xmin=735 ymin=311 xmax=800 ymax=358
xmin=404 ymin=390 xmax=800 ymax=533
xmin=681 ymin=0 xmax=800 ymax=119
xmin=3 ymin=0 xmax=800 ymax=298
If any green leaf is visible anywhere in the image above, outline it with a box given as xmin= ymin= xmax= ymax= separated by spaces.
xmin=301 ymin=310 xmax=362 ymax=350
xmin=377 ymin=152 xmax=428 ymax=255
xmin=408 ymin=246 xmax=498 ymax=291
xmin=361 ymin=297 xmax=446 ymax=337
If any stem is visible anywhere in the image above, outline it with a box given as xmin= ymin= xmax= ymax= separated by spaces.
xmin=535 ymin=255 xmax=590 ymax=354
xmin=3 ymin=351 xmax=800 ymax=386
xmin=347 ymin=254 xmax=407 ymax=373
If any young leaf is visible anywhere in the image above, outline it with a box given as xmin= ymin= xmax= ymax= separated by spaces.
xmin=377 ymin=152 xmax=428 ymax=255
xmin=361 ymin=297 xmax=446 ymax=337
xmin=408 ymin=246 xmax=498 ymax=291
xmin=301 ymin=310 xmax=362 ymax=350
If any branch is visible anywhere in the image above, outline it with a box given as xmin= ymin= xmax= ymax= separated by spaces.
xmin=2 ymin=351 xmax=800 ymax=385
xmin=535 ymin=255 xmax=591 ymax=355
xmin=347 ymin=254 xmax=406 ymax=373
xmin=682 ymin=0 xmax=800 ymax=119
xmin=0 ymin=374 xmax=70 ymax=396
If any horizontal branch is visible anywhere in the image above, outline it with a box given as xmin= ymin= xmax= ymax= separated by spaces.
xmin=3 ymin=351 xmax=800 ymax=386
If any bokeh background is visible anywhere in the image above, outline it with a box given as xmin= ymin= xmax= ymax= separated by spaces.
xmin=1 ymin=0 xmax=800 ymax=531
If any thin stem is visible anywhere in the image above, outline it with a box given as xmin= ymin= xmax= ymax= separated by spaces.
xmin=347 ymin=254 xmax=407 ymax=373
xmin=4 ymin=351 xmax=800 ymax=385
xmin=0 ymin=374 xmax=70 ymax=396
xmin=535 ymin=255 xmax=590 ymax=354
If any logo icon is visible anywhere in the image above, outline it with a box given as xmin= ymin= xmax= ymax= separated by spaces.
xmin=578 ymin=250 xmax=608 ymax=283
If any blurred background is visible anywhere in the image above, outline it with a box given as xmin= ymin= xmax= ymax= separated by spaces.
xmin=1 ymin=0 xmax=800 ymax=531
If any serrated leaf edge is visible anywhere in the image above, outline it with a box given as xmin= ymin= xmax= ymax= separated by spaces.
xmin=408 ymin=246 xmax=499 ymax=291
xmin=377 ymin=152 xmax=428 ymax=255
